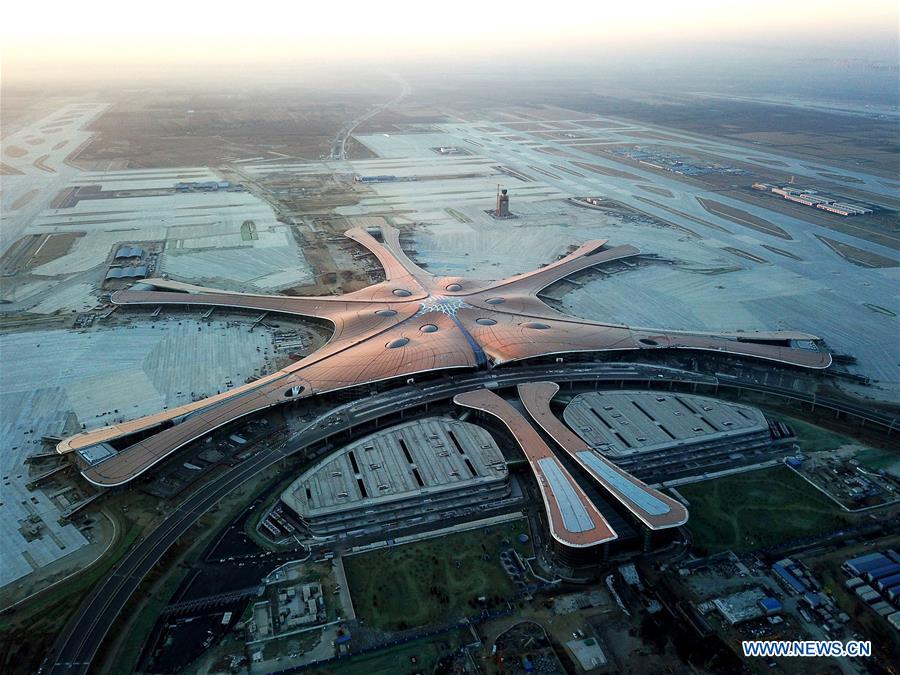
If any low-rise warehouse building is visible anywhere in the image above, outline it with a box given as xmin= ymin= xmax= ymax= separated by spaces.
xmin=105 ymin=265 xmax=148 ymax=280
xmin=280 ymin=417 xmax=511 ymax=539
xmin=714 ymin=588 xmax=770 ymax=626
xmin=114 ymin=245 xmax=145 ymax=260
xmin=844 ymin=550 xmax=900 ymax=577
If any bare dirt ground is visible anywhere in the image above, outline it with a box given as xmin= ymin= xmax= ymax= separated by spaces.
xmin=354 ymin=105 xmax=450 ymax=133
xmin=70 ymin=90 xmax=380 ymax=169
xmin=561 ymin=93 xmax=899 ymax=177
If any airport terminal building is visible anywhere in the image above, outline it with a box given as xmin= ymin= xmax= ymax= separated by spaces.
xmin=280 ymin=418 xmax=511 ymax=539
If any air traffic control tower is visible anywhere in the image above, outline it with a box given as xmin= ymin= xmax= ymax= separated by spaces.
xmin=495 ymin=187 xmax=510 ymax=218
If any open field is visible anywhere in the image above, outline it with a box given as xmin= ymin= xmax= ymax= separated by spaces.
xmin=678 ymin=466 xmax=852 ymax=553
xmin=291 ymin=115 xmax=900 ymax=388
xmin=70 ymin=90 xmax=382 ymax=169
xmin=782 ymin=415 xmax=862 ymax=453
xmin=343 ymin=520 xmax=531 ymax=632
xmin=314 ymin=630 xmax=468 ymax=675
xmin=559 ymin=93 xmax=899 ymax=176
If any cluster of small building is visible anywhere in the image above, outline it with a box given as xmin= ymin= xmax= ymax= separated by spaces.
xmin=250 ymin=576 xmax=325 ymax=643
xmin=685 ymin=551 xmax=857 ymax=643
xmin=844 ymin=550 xmax=900 ymax=630
xmin=770 ymin=557 xmax=850 ymax=632
xmin=786 ymin=453 xmax=899 ymax=509
xmin=353 ymin=175 xmax=417 ymax=183
xmin=752 ymin=183 xmax=873 ymax=216
xmin=174 ymin=180 xmax=233 ymax=192
xmin=617 ymin=145 xmax=749 ymax=176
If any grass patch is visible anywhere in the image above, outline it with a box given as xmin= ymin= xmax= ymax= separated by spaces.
xmin=445 ymin=208 xmax=472 ymax=224
xmin=319 ymin=630 xmax=465 ymax=675
xmin=240 ymin=220 xmax=258 ymax=240
xmin=679 ymin=466 xmax=851 ymax=553
xmin=344 ymin=520 xmax=530 ymax=631
xmin=107 ymin=567 xmax=188 ymax=675
xmin=779 ymin=415 xmax=857 ymax=452
xmin=855 ymin=448 xmax=900 ymax=476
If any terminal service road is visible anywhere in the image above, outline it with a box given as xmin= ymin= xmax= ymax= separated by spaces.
xmin=43 ymin=362 xmax=898 ymax=674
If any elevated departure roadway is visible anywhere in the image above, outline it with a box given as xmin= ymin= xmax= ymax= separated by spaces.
xmin=43 ymin=362 xmax=897 ymax=675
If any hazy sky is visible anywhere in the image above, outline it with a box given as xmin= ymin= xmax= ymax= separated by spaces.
xmin=2 ymin=0 xmax=898 ymax=83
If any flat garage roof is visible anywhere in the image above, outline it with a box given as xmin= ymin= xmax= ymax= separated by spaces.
xmin=563 ymin=391 xmax=767 ymax=457
xmin=282 ymin=417 xmax=507 ymax=519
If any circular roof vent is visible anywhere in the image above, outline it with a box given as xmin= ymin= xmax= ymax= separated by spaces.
xmin=392 ymin=288 xmax=412 ymax=297
xmin=375 ymin=309 xmax=398 ymax=317
xmin=522 ymin=322 xmax=550 ymax=330
xmin=419 ymin=324 xmax=438 ymax=333
xmin=485 ymin=297 xmax=505 ymax=305
xmin=386 ymin=337 xmax=410 ymax=348
xmin=445 ymin=283 xmax=462 ymax=292
xmin=475 ymin=317 xmax=497 ymax=326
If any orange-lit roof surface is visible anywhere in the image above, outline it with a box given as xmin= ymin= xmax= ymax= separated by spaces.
xmin=453 ymin=388 xmax=618 ymax=548
xmin=518 ymin=382 xmax=688 ymax=530
xmin=59 ymin=224 xmax=832 ymax=487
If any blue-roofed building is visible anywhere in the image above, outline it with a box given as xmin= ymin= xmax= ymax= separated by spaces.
xmin=803 ymin=592 xmax=824 ymax=609
xmin=772 ymin=562 xmax=806 ymax=594
xmin=876 ymin=572 xmax=900 ymax=592
xmin=759 ymin=597 xmax=782 ymax=615
xmin=845 ymin=552 xmax=890 ymax=576
xmin=868 ymin=563 xmax=900 ymax=583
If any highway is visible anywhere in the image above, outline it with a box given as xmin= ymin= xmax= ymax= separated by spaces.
xmin=330 ymin=74 xmax=410 ymax=160
xmin=42 ymin=362 xmax=897 ymax=674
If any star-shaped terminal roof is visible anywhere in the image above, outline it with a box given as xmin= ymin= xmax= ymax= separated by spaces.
xmin=58 ymin=224 xmax=832 ymax=487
